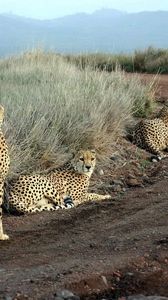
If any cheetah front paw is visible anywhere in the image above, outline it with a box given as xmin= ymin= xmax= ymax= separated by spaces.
xmin=104 ymin=194 xmax=112 ymax=199
xmin=63 ymin=196 xmax=74 ymax=209
xmin=151 ymin=154 xmax=167 ymax=162
xmin=0 ymin=233 xmax=9 ymax=240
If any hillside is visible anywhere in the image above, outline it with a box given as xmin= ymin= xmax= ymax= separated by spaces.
xmin=1 ymin=9 xmax=168 ymax=56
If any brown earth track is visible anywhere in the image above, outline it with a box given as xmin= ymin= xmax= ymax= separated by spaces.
xmin=127 ymin=73 xmax=168 ymax=102
xmin=142 ymin=74 xmax=168 ymax=102
xmin=1 ymin=173 xmax=168 ymax=299
xmin=1 ymin=75 xmax=168 ymax=299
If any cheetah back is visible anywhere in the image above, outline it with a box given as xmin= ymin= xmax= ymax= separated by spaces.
xmin=133 ymin=118 xmax=168 ymax=154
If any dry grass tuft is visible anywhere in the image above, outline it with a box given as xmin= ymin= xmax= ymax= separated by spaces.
xmin=0 ymin=50 xmax=155 ymax=177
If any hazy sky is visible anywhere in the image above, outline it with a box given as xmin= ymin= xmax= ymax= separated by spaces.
xmin=0 ymin=0 xmax=168 ymax=19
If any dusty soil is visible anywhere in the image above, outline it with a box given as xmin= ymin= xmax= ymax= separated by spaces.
xmin=127 ymin=73 xmax=168 ymax=102
xmin=142 ymin=74 xmax=168 ymax=102
xmin=1 ymin=74 xmax=168 ymax=300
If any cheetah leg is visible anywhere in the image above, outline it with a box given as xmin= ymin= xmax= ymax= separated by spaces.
xmin=0 ymin=207 xmax=9 ymax=240
xmin=86 ymin=193 xmax=111 ymax=201
xmin=0 ymin=178 xmax=9 ymax=240
xmin=145 ymin=140 xmax=167 ymax=161
xmin=44 ymin=186 xmax=64 ymax=207
xmin=13 ymin=203 xmax=61 ymax=213
xmin=28 ymin=204 xmax=60 ymax=213
xmin=44 ymin=186 xmax=74 ymax=209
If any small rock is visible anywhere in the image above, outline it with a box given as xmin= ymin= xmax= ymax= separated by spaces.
xmin=3 ymin=296 xmax=13 ymax=300
xmin=148 ymin=297 xmax=168 ymax=300
xmin=70 ymin=296 xmax=80 ymax=300
xmin=101 ymin=275 xmax=108 ymax=286
xmin=56 ymin=289 xmax=80 ymax=300
xmin=128 ymin=296 xmax=146 ymax=300
xmin=126 ymin=178 xmax=142 ymax=187
xmin=99 ymin=169 xmax=104 ymax=175
xmin=127 ymin=174 xmax=136 ymax=179
xmin=128 ymin=296 xmax=168 ymax=300
xmin=56 ymin=290 xmax=74 ymax=298
xmin=110 ymin=155 xmax=120 ymax=161
xmin=125 ymin=272 xmax=134 ymax=276
xmin=156 ymin=237 xmax=168 ymax=245
xmin=110 ymin=179 xmax=124 ymax=192
xmin=111 ymin=184 xmax=122 ymax=192
xmin=112 ymin=179 xmax=124 ymax=186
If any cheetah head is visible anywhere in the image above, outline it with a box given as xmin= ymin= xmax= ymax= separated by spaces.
xmin=72 ymin=149 xmax=96 ymax=177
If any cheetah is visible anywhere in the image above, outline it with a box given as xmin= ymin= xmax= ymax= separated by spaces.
xmin=5 ymin=150 xmax=111 ymax=213
xmin=0 ymin=105 xmax=10 ymax=240
xmin=133 ymin=106 xmax=168 ymax=160
xmin=47 ymin=149 xmax=111 ymax=206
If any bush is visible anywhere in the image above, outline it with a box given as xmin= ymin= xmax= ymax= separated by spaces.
xmin=0 ymin=50 xmax=155 ymax=177
xmin=65 ymin=47 xmax=168 ymax=74
xmin=65 ymin=53 xmax=134 ymax=73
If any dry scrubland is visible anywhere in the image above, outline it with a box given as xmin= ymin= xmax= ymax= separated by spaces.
xmin=0 ymin=50 xmax=155 ymax=178
xmin=65 ymin=47 xmax=168 ymax=74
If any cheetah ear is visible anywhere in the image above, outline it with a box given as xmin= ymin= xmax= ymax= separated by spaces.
xmin=90 ymin=149 xmax=96 ymax=154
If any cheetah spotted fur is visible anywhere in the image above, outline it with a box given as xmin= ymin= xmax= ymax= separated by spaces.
xmin=0 ymin=106 xmax=10 ymax=240
xmin=133 ymin=106 xmax=168 ymax=160
xmin=5 ymin=150 xmax=111 ymax=213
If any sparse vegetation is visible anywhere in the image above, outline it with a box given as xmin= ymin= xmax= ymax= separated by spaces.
xmin=0 ymin=50 xmax=155 ymax=177
xmin=65 ymin=47 xmax=168 ymax=74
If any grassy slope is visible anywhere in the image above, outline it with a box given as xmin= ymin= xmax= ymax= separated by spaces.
xmin=0 ymin=50 xmax=155 ymax=177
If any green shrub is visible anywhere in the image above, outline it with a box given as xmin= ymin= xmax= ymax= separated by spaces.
xmin=65 ymin=47 xmax=168 ymax=74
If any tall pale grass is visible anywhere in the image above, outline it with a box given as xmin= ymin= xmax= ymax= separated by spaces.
xmin=0 ymin=50 xmax=155 ymax=177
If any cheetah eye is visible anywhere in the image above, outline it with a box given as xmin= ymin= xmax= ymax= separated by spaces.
xmin=91 ymin=157 xmax=95 ymax=161
xmin=80 ymin=157 xmax=84 ymax=161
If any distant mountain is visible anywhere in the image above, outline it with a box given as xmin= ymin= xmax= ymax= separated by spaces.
xmin=0 ymin=9 xmax=168 ymax=56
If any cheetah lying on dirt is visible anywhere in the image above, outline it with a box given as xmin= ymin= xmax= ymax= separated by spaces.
xmin=0 ymin=106 xmax=10 ymax=240
xmin=48 ymin=149 xmax=111 ymax=206
xmin=133 ymin=106 xmax=168 ymax=160
xmin=5 ymin=149 xmax=111 ymax=214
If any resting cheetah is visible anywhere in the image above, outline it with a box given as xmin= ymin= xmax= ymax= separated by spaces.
xmin=48 ymin=149 xmax=111 ymax=206
xmin=133 ymin=106 xmax=168 ymax=160
xmin=5 ymin=150 xmax=111 ymax=213
xmin=0 ymin=105 xmax=10 ymax=240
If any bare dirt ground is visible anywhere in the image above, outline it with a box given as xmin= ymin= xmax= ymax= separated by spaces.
xmin=143 ymin=74 xmax=168 ymax=102
xmin=128 ymin=73 xmax=168 ymax=102
xmin=1 ymin=74 xmax=168 ymax=300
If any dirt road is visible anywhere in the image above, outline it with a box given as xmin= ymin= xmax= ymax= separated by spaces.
xmin=127 ymin=73 xmax=168 ymax=102
xmin=1 ymin=157 xmax=168 ymax=299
